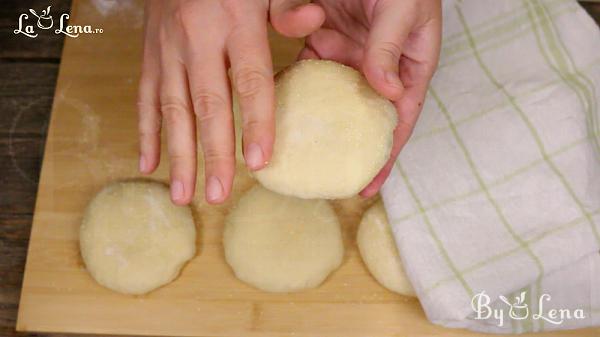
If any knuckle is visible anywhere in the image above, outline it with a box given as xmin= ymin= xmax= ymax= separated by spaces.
xmin=242 ymin=119 xmax=263 ymax=133
xmin=192 ymin=91 xmax=227 ymax=122
xmin=137 ymin=99 xmax=159 ymax=114
xmin=137 ymin=102 xmax=162 ymax=131
xmin=374 ymin=41 xmax=402 ymax=61
xmin=161 ymin=96 xmax=190 ymax=124
xmin=138 ymin=119 xmax=162 ymax=134
xmin=139 ymin=130 xmax=159 ymax=140
xmin=221 ymin=0 xmax=238 ymax=14
xmin=202 ymin=146 xmax=234 ymax=164
xmin=233 ymin=67 xmax=270 ymax=100
xmin=397 ymin=119 xmax=413 ymax=131
xmin=160 ymin=1 xmax=201 ymax=43
xmin=173 ymin=1 xmax=197 ymax=22
xmin=172 ymin=7 xmax=185 ymax=27
xmin=173 ymin=3 xmax=197 ymax=38
xmin=221 ymin=0 xmax=248 ymax=21
xmin=169 ymin=153 xmax=195 ymax=164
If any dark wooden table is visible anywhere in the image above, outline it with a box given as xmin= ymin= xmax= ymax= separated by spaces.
xmin=1 ymin=1 xmax=71 ymax=337
xmin=1 ymin=1 xmax=599 ymax=337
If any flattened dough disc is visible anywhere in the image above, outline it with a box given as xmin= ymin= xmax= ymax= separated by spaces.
xmin=80 ymin=181 xmax=196 ymax=295
xmin=357 ymin=201 xmax=415 ymax=297
xmin=224 ymin=185 xmax=343 ymax=292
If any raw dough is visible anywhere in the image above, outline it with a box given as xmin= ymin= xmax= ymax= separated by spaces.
xmin=253 ymin=59 xmax=397 ymax=199
xmin=357 ymin=201 xmax=415 ymax=297
xmin=223 ymin=185 xmax=343 ymax=292
xmin=80 ymin=181 xmax=196 ymax=295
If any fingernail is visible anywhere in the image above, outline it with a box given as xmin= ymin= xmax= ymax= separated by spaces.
xmin=171 ymin=180 xmax=185 ymax=202
xmin=385 ymin=71 xmax=403 ymax=89
xmin=206 ymin=176 xmax=223 ymax=203
xmin=245 ymin=143 xmax=265 ymax=170
xmin=139 ymin=155 xmax=147 ymax=173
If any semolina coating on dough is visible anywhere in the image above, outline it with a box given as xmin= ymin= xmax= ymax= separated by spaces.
xmin=357 ymin=201 xmax=415 ymax=297
xmin=253 ymin=60 xmax=397 ymax=199
xmin=223 ymin=185 xmax=344 ymax=292
xmin=80 ymin=181 xmax=196 ymax=295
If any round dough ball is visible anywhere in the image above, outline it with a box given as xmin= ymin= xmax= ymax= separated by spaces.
xmin=80 ymin=181 xmax=196 ymax=295
xmin=357 ymin=201 xmax=415 ymax=297
xmin=223 ymin=185 xmax=343 ymax=292
xmin=253 ymin=60 xmax=397 ymax=199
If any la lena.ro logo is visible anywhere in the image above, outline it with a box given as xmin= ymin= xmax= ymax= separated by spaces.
xmin=471 ymin=291 xmax=585 ymax=327
xmin=14 ymin=5 xmax=103 ymax=38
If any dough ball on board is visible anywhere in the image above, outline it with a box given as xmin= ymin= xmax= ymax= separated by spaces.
xmin=80 ymin=181 xmax=196 ymax=295
xmin=223 ymin=185 xmax=344 ymax=292
xmin=357 ymin=201 xmax=415 ymax=297
xmin=253 ymin=60 xmax=397 ymax=199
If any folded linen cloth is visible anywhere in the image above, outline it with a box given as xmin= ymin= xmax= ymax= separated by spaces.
xmin=380 ymin=0 xmax=600 ymax=333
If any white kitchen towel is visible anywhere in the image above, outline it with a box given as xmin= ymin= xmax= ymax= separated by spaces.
xmin=380 ymin=0 xmax=600 ymax=333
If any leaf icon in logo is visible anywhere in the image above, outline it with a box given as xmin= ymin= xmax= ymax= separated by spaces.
xmin=500 ymin=292 xmax=529 ymax=320
xmin=40 ymin=6 xmax=51 ymax=17
xmin=516 ymin=291 xmax=526 ymax=305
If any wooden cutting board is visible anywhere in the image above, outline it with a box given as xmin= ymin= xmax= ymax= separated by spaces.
xmin=16 ymin=1 xmax=600 ymax=336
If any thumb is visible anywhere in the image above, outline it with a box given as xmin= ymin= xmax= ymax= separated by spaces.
xmin=362 ymin=1 xmax=416 ymax=101
xmin=269 ymin=0 xmax=325 ymax=38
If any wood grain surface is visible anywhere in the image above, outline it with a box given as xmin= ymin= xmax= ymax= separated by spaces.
xmin=3 ymin=1 xmax=600 ymax=337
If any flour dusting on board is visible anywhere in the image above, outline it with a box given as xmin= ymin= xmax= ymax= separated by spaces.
xmin=57 ymin=90 xmax=101 ymax=150
xmin=55 ymin=86 xmax=136 ymax=181
xmin=81 ymin=109 xmax=101 ymax=150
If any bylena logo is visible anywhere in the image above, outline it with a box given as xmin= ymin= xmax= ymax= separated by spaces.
xmin=14 ymin=5 xmax=103 ymax=38
xmin=498 ymin=291 xmax=529 ymax=321
xmin=471 ymin=291 xmax=586 ymax=327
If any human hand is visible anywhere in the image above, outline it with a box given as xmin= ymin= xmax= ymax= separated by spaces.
xmin=271 ymin=0 xmax=442 ymax=197
xmin=137 ymin=0 xmax=323 ymax=205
